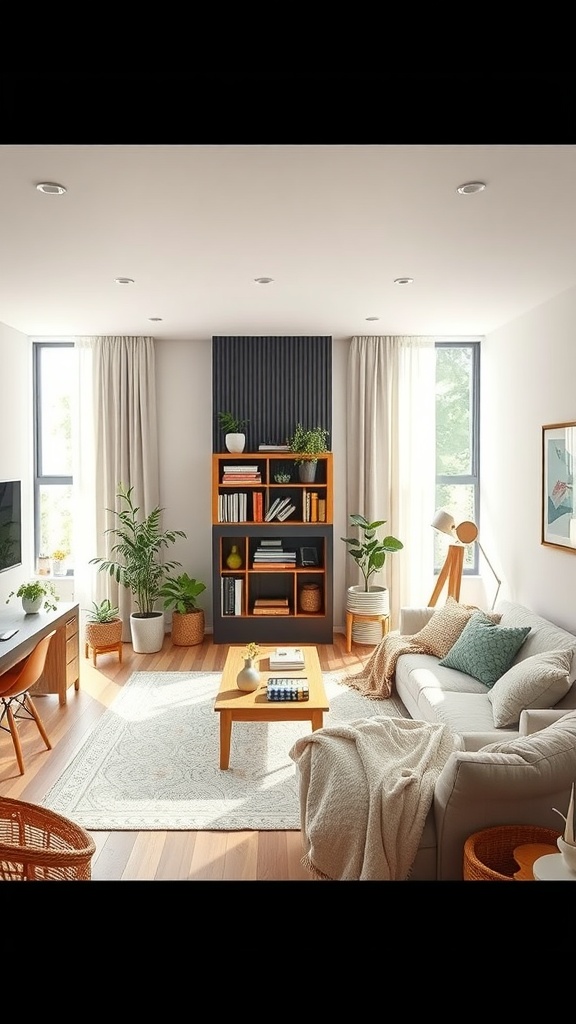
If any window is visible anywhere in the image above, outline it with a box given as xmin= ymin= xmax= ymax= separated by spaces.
xmin=33 ymin=342 xmax=75 ymax=573
xmin=434 ymin=341 xmax=480 ymax=574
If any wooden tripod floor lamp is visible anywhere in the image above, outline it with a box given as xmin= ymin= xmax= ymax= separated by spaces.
xmin=428 ymin=509 xmax=501 ymax=608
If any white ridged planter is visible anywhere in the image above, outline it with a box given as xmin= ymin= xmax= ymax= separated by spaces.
xmin=346 ymin=585 xmax=389 ymax=645
xmin=225 ymin=433 xmax=246 ymax=453
xmin=130 ymin=612 xmax=165 ymax=654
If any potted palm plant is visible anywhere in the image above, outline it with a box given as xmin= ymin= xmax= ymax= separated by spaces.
xmin=341 ymin=514 xmax=403 ymax=637
xmin=159 ymin=572 xmax=207 ymax=646
xmin=288 ymin=423 xmax=329 ymax=482
xmin=90 ymin=483 xmax=187 ymax=654
xmin=218 ymin=411 xmax=249 ymax=453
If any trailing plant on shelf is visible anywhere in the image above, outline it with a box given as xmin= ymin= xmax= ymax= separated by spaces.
xmin=89 ymin=483 xmax=187 ymax=617
xmin=341 ymin=513 xmax=404 ymax=592
xmin=7 ymin=579 xmax=59 ymax=612
xmin=288 ymin=423 xmax=329 ymax=464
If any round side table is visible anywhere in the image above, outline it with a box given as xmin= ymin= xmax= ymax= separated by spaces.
xmin=533 ymin=853 xmax=576 ymax=881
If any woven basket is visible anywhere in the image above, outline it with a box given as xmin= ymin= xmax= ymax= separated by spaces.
xmin=463 ymin=824 xmax=561 ymax=881
xmin=85 ymin=618 xmax=123 ymax=648
xmin=299 ymin=583 xmax=321 ymax=613
xmin=0 ymin=796 xmax=96 ymax=881
xmin=171 ymin=610 xmax=205 ymax=646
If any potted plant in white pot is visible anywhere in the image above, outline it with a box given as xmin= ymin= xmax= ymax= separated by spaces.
xmin=159 ymin=572 xmax=207 ymax=646
xmin=288 ymin=423 xmax=329 ymax=482
xmin=341 ymin=513 xmax=403 ymax=643
xmin=90 ymin=483 xmax=187 ymax=654
xmin=218 ymin=411 xmax=249 ymax=453
xmin=6 ymin=579 xmax=59 ymax=615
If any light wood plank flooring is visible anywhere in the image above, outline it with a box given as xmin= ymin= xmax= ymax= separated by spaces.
xmin=0 ymin=632 xmax=372 ymax=881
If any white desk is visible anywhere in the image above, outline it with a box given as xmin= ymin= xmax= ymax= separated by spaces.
xmin=533 ymin=853 xmax=576 ymax=881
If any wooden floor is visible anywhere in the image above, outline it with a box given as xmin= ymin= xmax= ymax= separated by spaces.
xmin=0 ymin=631 xmax=372 ymax=881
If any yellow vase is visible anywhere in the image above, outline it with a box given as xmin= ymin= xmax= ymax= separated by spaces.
xmin=226 ymin=544 xmax=242 ymax=569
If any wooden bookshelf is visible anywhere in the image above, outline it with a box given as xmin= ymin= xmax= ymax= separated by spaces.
xmin=211 ymin=453 xmax=333 ymax=643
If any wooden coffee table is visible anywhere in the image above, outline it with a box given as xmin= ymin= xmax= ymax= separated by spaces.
xmin=214 ymin=646 xmax=329 ymax=769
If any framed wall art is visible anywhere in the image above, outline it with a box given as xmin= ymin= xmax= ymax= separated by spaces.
xmin=542 ymin=421 xmax=576 ymax=552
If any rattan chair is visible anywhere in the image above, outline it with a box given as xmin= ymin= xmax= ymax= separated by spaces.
xmin=0 ymin=630 xmax=56 ymax=775
xmin=0 ymin=796 xmax=96 ymax=880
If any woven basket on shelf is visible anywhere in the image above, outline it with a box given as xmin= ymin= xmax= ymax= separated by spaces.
xmin=463 ymin=824 xmax=561 ymax=881
xmin=0 ymin=796 xmax=96 ymax=881
xmin=299 ymin=583 xmax=321 ymax=613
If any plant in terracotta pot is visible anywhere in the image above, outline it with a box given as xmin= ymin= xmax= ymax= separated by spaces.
xmin=159 ymin=572 xmax=207 ymax=646
xmin=7 ymin=579 xmax=59 ymax=614
xmin=84 ymin=599 xmax=123 ymax=654
xmin=218 ymin=411 xmax=249 ymax=453
xmin=289 ymin=423 xmax=329 ymax=481
xmin=89 ymin=483 xmax=187 ymax=654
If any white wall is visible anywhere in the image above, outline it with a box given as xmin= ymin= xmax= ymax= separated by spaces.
xmin=0 ymin=324 xmax=33 ymax=603
xmin=481 ymin=285 xmax=576 ymax=633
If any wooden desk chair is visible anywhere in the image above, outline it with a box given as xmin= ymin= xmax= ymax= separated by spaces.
xmin=0 ymin=630 xmax=56 ymax=775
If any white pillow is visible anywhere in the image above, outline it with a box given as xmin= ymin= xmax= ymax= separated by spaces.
xmin=488 ymin=648 xmax=574 ymax=728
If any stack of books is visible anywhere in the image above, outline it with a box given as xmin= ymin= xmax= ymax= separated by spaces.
xmin=220 ymin=576 xmax=243 ymax=615
xmin=269 ymin=646 xmax=305 ymax=670
xmin=253 ymin=598 xmax=290 ymax=615
xmin=221 ymin=464 xmax=262 ymax=483
xmin=267 ymin=678 xmax=309 ymax=701
xmin=252 ymin=539 xmax=297 ymax=570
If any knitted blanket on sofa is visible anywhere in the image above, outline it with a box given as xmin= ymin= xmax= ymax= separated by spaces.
xmin=289 ymin=715 xmax=455 ymax=880
xmin=344 ymin=631 xmax=433 ymax=699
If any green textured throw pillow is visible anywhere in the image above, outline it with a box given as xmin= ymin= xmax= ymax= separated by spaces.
xmin=438 ymin=611 xmax=531 ymax=687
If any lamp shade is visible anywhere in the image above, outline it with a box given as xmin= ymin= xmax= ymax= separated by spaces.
xmin=431 ymin=509 xmax=456 ymax=537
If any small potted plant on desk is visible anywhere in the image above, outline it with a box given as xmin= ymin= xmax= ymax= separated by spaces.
xmin=84 ymin=599 xmax=123 ymax=665
xmin=6 ymin=580 xmax=59 ymax=615
xmin=159 ymin=572 xmax=206 ymax=646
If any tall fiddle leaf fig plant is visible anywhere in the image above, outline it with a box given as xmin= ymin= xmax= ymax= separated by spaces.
xmin=341 ymin=513 xmax=403 ymax=591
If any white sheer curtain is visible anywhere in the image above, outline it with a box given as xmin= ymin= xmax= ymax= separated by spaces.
xmin=346 ymin=336 xmax=436 ymax=628
xmin=72 ymin=336 xmax=159 ymax=640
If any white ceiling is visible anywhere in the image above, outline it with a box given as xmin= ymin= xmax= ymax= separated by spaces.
xmin=2 ymin=143 xmax=576 ymax=343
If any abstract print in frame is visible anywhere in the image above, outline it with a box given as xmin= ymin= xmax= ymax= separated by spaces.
xmin=542 ymin=422 xmax=576 ymax=552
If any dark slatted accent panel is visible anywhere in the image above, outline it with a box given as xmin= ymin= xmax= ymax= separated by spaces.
xmin=212 ymin=336 xmax=332 ymax=452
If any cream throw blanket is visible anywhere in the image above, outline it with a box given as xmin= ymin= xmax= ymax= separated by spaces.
xmin=289 ymin=716 xmax=456 ymax=880
xmin=344 ymin=632 xmax=434 ymax=699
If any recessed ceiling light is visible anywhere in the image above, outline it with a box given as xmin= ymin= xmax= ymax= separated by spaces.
xmin=36 ymin=182 xmax=67 ymax=195
xmin=394 ymin=277 xmax=414 ymax=286
xmin=457 ymin=181 xmax=486 ymax=195
xmin=366 ymin=316 xmax=380 ymax=321
xmin=148 ymin=317 xmax=163 ymax=322
xmin=114 ymin=277 xmax=135 ymax=285
xmin=254 ymin=277 xmax=274 ymax=284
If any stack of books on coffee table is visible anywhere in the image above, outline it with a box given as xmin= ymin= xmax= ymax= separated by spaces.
xmin=269 ymin=646 xmax=305 ymax=670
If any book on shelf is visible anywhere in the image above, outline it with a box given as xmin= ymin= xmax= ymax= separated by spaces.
xmin=269 ymin=647 xmax=305 ymax=669
xmin=253 ymin=550 xmax=296 ymax=559
xmin=253 ymin=598 xmax=289 ymax=607
xmin=310 ymin=492 xmax=319 ymax=522
xmin=276 ymin=503 xmax=296 ymax=522
xmin=265 ymin=495 xmax=291 ymax=521
xmin=267 ymin=678 xmax=309 ymax=701
xmin=258 ymin=444 xmax=290 ymax=451
xmin=223 ymin=465 xmax=259 ymax=472
xmin=299 ymin=546 xmax=319 ymax=567
xmin=234 ymin=577 xmax=243 ymax=616
xmin=252 ymin=562 xmax=296 ymax=569
xmin=318 ymin=497 xmax=326 ymax=522
xmin=252 ymin=491 xmax=264 ymax=522
xmin=259 ymin=538 xmax=283 ymax=547
xmin=252 ymin=606 xmax=290 ymax=615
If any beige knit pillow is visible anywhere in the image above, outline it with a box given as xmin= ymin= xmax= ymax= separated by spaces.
xmin=413 ymin=597 xmax=475 ymax=658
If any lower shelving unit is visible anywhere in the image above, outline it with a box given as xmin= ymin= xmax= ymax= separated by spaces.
xmin=212 ymin=524 xmax=333 ymax=644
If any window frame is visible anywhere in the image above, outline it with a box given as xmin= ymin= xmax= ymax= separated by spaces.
xmin=435 ymin=339 xmax=481 ymax=576
xmin=32 ymin=340 xmax=74 ymax=571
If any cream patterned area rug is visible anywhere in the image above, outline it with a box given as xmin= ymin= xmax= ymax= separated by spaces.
xmin=42 ymin=670 xmax=408 ymax=831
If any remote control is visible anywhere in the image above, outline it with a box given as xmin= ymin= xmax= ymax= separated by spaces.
xmin=0 ymin=629 xmax=18 ymax=641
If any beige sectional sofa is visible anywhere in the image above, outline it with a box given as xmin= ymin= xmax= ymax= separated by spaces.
xmin=398 ymin=599 xmax=576 ymax=879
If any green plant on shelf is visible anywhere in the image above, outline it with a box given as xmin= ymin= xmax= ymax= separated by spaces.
xmin=218 ymin=411 xmax=249 ymax=434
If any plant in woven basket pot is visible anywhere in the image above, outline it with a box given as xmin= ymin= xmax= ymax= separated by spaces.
xmin=159 ymin=572 xmax=206 ymax=646
xmin=84 ymin=599 xmax=123 ymax=651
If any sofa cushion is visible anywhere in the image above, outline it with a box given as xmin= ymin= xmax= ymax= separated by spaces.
xmin=412 ymin=597 xmax=475 ymax=657
xmin=487 ymin=648 xmax=574 ymax=727
xmin=438 ymin=612 xmax=531 ymax=687
xmin=496 ymin=600 xmax=576 ymax=684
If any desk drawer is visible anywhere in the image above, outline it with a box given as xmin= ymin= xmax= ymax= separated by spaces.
xmin=66 ymin=616 xmax=78 ymax=641
xmin=66 ymin=656 xmax=79 ymax=687
xmin=66 ymin=635 xmax=78 ymax=663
